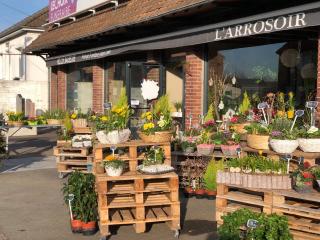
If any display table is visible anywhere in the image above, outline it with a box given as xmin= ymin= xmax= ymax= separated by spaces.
xmin=93 ymin=140 xmax=180 ymax=239
xmin=216 ymin=183 xmax=320 ymax=240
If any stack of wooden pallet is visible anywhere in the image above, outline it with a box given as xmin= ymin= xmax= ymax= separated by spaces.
xmin=216 ymin=183 xmax=320 ymax=240
xmin=93 ymin=140 xmax=180 ymax=239
xmin=54 ymin=146 xmax=93 ymax=178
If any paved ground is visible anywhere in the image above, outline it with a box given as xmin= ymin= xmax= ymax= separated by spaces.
xmin=0 ymin=130 xmax=218 ymax=240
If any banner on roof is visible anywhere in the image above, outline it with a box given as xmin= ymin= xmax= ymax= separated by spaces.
xmin=49 ymin=0 xmax=108 ymax=23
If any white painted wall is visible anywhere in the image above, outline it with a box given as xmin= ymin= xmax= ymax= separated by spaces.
xmin=0 ymin=31 xmax=48 ymax=114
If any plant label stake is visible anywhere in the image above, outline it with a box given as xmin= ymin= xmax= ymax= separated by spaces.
xmin=297 ymin=156 xmax=304 ymax=166
xmin=258 ymin=102 xmax=269 ymax=125
xmin=290 ymin=110 xmax=304 ymax=132
xmin=67 ymin=194 xmax=75 ymax=221
xmin=188 ymin=113 xmax=193 ymax=129
xmin=246 ymin=219 xmax=259 ymax=240
xmin=110 ymin=146 xmax=117 ymax=157
xmin=306 ymin=101 xmax=318 ymax=127
xmin=199 ymin=114 xmax=204 ymax=125
xmin=283 ymin=154 xmax=292 ymax=174
xmin=236 ymin=148 xmax=242 ymax=158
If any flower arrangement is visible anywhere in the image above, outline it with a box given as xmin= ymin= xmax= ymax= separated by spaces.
xmin=6 ymin=111 xmax=24 ymax=122
xmin=275 ymin=92 xmax=286 ymax=117
xmin=181 ymin=138 xmax=196 ymax=153
xmin=220 ymin=132 xmax=241 ymax=156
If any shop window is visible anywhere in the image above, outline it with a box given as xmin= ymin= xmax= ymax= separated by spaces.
xmin=207 ymin=40 xmax=317 ymax=115
xmin=67 ymin=62 xmax=93 ymax=112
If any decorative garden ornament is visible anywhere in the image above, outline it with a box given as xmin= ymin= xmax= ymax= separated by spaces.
xmin=258 ymin=102 xmax=269 ymax=125
xmin=208 ymin=78 xmax=214 ymax=86
xmin=232 ymin=75 xmax=237 ymax=85
xmin=141 ymin=79 xmax=159 ymax=100
xmin=306 ymin=101 xmax=318 ymax=127
xmin=218 ymin=101 xmax=224 ymax=110
xmin=290 ymin=110 xmax=304 ymax=132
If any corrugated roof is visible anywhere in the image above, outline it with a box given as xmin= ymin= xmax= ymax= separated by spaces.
xmin=27 ymin=0 xmax=213 ymax=52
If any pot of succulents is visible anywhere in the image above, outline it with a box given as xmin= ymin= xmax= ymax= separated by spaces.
xmin=96 ymin=88 xmax=132 ymax=144
xmin=220 ymin=132 xmax=241 ymax=156
xmin=292 ymin=168 xmax=314 ymax=193
xmin=245 ymin=122 xmax=270 ymax=150
xmin=196 ymin=130 xmax=215 ymax=155
xmin=80 ymin=174 xmax=98 ymax=236
xmin=181 ymin=139 xmax=196 ymax=154
xmin=43 ymin=109 xmax=65 ymax=125
xmin=62 ymin=171 xmax=84 ymax=233
xmin=269 ymin=118 xmax=299 ymax=154
xmin=103 ymin=156 xmax=125 ymax=177
xmin=297 ymin=127 xmax=320 ymax=153
xmin=138 ymin=95 xmax=173 ymax=143
xmin=6 ymin=111 xmax=24 ymax=126
xmin=204 ymin=160 xmax=224 ymax=199
xmin=70 ymin=112 xmax=88 ymax=128
xmin=287 ymin=92 xmax=295 ymax=119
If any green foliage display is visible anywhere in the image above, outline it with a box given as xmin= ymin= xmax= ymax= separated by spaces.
xmin=245 ymin=123 xmax=269 ymax=135
xmin=103 ymin=159 xmax=125 ymax=169
xmin=61 ymin=172 xmax=98 ymax=223
xmin=203 ymin=160 xmax=224 ymax=191
xmin=269 ymin=118 xmax=297 ymax=140
xmin=43 ymin=109 xmax=65 ymax=120
xmin=6 ymin=111 xmax=24 ymax=121
xmin=173 ymin=101 xmax=182 ymax=112
xmin=239 ymin=91 xmax=251 ymax=115
xmin=218 ymin=209 xmax=292 ymax=240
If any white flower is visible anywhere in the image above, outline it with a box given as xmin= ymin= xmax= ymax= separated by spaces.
xmin=141 ymin=79 xmax=159 ymax=100
xmin=218 ymin=101 xmax=225 ymax=110
xmin=307 ymin=126 xmax=319 ymax=134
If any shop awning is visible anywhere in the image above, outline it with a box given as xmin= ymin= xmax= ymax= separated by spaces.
xmin=46 ymin=2 xmax=320 ymax=67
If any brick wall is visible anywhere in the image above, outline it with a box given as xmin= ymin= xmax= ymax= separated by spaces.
xmin=185 ymin=49 xmax=204 ymax=127
xmin=57 ymin=67 xmax=67 ymax=110
xmin=50 ymin=68 xmax=58 ymax=109
xmin=92 ymin=61 xmax=104 ymax=113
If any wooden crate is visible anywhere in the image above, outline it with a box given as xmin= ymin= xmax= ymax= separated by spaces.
xmin=56 ymin=154 xmax=94 ymax=177
xmin=53 ymin=146 xmax=90 ymax=157
xmin=96 ymin=171 xmax=180 ymax=238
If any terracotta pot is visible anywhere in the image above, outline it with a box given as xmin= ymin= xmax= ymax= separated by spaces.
xmin=71 ymin=219 xmax=82 ymax=233
xmin=195 ymin=189 xmax=206 ymax=199
xmin=82 ymin=221 xmax=97 ymax=236
xmin=205 ymin=190 xmax=217 ymax=200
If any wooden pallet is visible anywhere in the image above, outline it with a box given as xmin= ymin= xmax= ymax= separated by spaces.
xmin=73 ymin=127 xmax=92 ymax=134
xmin=56 ymin=154 xmax=94 ymax=177
xmin=96 ymin=171 xmax=180 ymax=237
xmin=216 ymin=183 xmax=320 ymax=239
xmin=93 ymin=140 xmax=171 ymax=173
xmin=53 ymin=146 xmax=90 ymax=157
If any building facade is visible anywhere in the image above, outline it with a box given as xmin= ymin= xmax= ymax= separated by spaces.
xmin=0 ymin=8 xmax=49 ymax=115
xmin=26 ymin=0 xmax=320 ymax=125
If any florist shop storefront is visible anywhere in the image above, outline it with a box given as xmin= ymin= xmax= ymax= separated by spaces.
xmin=27 ymin=0 xmax=320 ymax=125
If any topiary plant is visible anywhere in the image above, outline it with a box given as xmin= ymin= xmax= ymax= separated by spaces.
xmin=239 ymin=91 xmax=251 ymax=115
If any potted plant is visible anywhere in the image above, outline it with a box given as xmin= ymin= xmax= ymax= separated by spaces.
xmin=181 ymin=139 xmax=196 ymax=153
xmin=221 ymin=132 xmax=241 ymax=156
xmin=103 ymin=157 xmax=125 ymax=176
xmin=292 ymin=168 xmax=314 ymax=193
xmin=203 ymin=160 xmax=224 ymax=199
xmin=70 ymin=111 xmax=88 ymax=128
xmin=230 ymin=114 xmax=250 ymax=134
xmin=57 ymin=113 xmax=73 ymax=147
xmin=269 ymin=118 xmax=299 ymax=154
xmin=195 ymin=179 xmax=206 ymax=199
xmin=311 ymin=166 xmax=320 ymax=188
xmin=172 ymin=101 xmax=183 ymax=117
xmin=143 ymin=147 xmax=165 ymax=166
xmin=297 ymin=127 xmax=320 ymax=153
xmin=287 ymin=92 xmax=295 ymax=119
xmin=6 ymin=111 xmax=24 ymax=126
xmin=96 ymin=88 xmax=132 ymax=144
xmin=138 ymin=95 xmax=173 ymax=143
xmin=197 ymin=129 xmax=215 ymax=155
xmin=245 ymin=122 xmax=270 ymax=150
xmin=43 ymin=109 xmax=65 ymax=125
xmin=27 ymin=117 xmax=39 ymax=126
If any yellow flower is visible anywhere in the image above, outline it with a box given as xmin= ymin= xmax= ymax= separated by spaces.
xmin=71 ymin=113 xmax=77 ymax=119
xmin=101 ymin=116 xmax=108 ymax=122
xmin=146 ymin=115 xmax=152 ymax=121
xmin=105 ymin=155 xmax=115 ymax=161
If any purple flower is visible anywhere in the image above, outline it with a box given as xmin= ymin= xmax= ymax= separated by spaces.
xmin=271 ymin=131 xmax=282 ymax=137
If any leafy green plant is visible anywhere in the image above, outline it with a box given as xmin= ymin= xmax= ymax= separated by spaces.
xmin=43 ymin=109 xmax=65 ymax=120
xmin=218 ymin=208 xmax=292 ymax=240
xmin=173 ymin=101 xmax=182 ymax=112
xmin=311 ymin=167 xmax=320 ymax=180
xmin=245 ymin=123 xmax=269 ymax=135
xmin=269 ymin=118 xmax=297 ymax=140
xmin=103 ymin=159 xmax=125 ymax=169
xmin=239 ymin=91 xmax=251 ymax=115
xmin=181 ymin=140 xmax=196 ymax=151
xmin=6 ymin=111 xmax=24 ymax=121
xmin=143 ymin=147 xmax=165 ymax=166
xmin=298 ymin=128 xmax=320 ymax=139
xmin=203 ymin=160 xmax=224 ymax=191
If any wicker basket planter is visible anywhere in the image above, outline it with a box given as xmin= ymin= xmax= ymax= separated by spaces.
xmin=47 ymin=119 xmax=63 ymax=125
xmin=217 ymin=170 xmax=291 ymax=190
xmin=138 ymin=131 xmax=172 ymax=143
xmin=221 ymin=144 xmax=240 ymax=156
xmin=197 ymin=144 xmax=215 ymax=155
xmin=96 ymin=129 xmax=131 ymax=144
xmin=72 ymin=118 xmax=88 ymax=128
xmin=7 ymin=121 xmax=24 ymax=127
xmin=269 ymin=139 xmax=299 ymax=154
xmin=247 ymin=134 xmax=269 ymax=150
xmin=298 ymin=138 xmax=320 ymax=153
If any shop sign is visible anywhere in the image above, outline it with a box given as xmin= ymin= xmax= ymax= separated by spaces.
xmin=49 ymin=0 xmax=108 ymax=23
xmin=213 ymin=13 xmax=306 ymax=41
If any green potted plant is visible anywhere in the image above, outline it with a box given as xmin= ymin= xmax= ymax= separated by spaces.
xmin=96 ymin=88 xmax=132 ymax=144
xmin=197 ymin=130 xmax=215 ymax=155
xmin=220 ymin=132 xmax=241 ymax=156
xmin=297 ymin=127 xmax=320 ymax=153
xmin=6 ymin=111 xmax=24 ymax=126
xmin=103 ymin=156 xmax=125 ymax=176
xmin=139 ymin=95 xmax=173 ymax=143
xmin=203 ymin=160 xmax=224 ymax=199
xmin=269 ymin=118 xmax=299 ymax=154
xmin=172 ymin=101 xmax=183 ymax=118
xmin=181 ymin=139 xmax=196 ymax=153
xmin=245 ymin=122 xmax=270 ymax=150
xmin=43 ymin=109 xmax=65 ymax=125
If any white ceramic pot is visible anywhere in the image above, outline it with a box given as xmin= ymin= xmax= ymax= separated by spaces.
xmin=105 ymin=166 xmax=123 ymax=177
xmin=269 ymin=139 xmax=299 ymax=154
xmin=96 ymin=129 xmax=131 ymax=144
xmin=298 ymin=138 xmax=320 ymax=153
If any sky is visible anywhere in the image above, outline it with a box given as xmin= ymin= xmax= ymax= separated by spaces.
xmin=0 ymin=0 xmax=48 ymax=32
